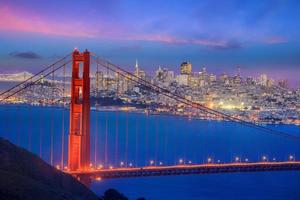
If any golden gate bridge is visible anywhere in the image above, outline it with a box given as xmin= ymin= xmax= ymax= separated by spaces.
xmin=0 ymin=49 xmax=299 ymax=186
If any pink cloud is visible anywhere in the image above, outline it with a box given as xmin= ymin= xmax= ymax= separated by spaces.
xmin=263 ymin=36 xmax=287 ymax=44
xmin=0 ymin=6 xmax=98 ymax=38
xmin=123 ymin=34 xmax=235 ymax=49
xmin=0 ymin=6 xmax=240 ymax=49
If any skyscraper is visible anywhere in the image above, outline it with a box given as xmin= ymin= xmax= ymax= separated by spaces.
xmin=180 ymin=61 xmax=192 ymax=75
xmin=134 ymin=59 xmax=145 ymax=78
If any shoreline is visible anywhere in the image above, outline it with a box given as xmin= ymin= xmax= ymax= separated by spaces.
xmin=0 ymin=103 xmax=299 ymax=126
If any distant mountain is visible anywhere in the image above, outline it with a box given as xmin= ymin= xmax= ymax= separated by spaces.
xmin=0 ymin=137 xmax=100 ymax=200
xmin=0 ymin=72 xmax=33 ymax=82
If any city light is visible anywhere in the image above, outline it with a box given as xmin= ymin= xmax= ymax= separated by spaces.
xmin=207 ymin=157 xmax=212 ymax=163
xmin=0 ymin=1 xmax=299 ymax=198
xmin=262 ymin=156 xmax=267 ymax=161
xmin=97 ymin=164 xmax=103 ymax=169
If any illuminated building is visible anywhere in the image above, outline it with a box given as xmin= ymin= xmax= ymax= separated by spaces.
xmin=180 ymin=61 xmax=192 ymax=75
xmin=278 ymin=79 xmax=288 ymax=89
xmin=176 ymin=74 xmax=189 ymax=85
xmin=134 ymin=59 xmax=146 ymax=79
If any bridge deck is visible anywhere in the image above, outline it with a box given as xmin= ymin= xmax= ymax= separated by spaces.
xmin=67 ymin=161 xmax=300 ymax=180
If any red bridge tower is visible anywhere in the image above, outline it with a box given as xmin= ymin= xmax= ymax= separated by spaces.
xmin=68 ymin=49 xmax=90 ymax=171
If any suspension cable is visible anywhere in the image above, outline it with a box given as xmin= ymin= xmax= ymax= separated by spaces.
xmin=135 ymin=116 xmax=139 ymax=167
xmin=0 ymin=60 xmax=71 ymax=103
xmin=0 ymin=53 xmax=71 ymax=98
xmin=115 ymin=112 xmax=119 ymax=166
xmin=61 ymin=63 xmax=66 ymax=169
xmin=50 ymin=65 xmax=54 ymax=166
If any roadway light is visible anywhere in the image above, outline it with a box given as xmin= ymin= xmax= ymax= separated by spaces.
xmin=159 ymin=162 xmax=163 ymax=166
xmin=98 ymin=164 xmax=103 ymax=169
xmin=245 ymin=158 xmax=249 ymax=162
xmin=207 ymin=157 xmax=212 ymax=163
xmin=109 ymin=165 xmax=113 ymax=169
xmin=262 ymin=156 xmax=267 ymax=162
xmin=56 ymin=165 xmax=60 ymax=170
xmin=120 ymin=161 xmax=124 ymax=167
xmin=95 ymin=177 xmax=102 ymax=181
xmin=179 ymin=159 xmax=184 ymax=164
xmin=272 ymin=158 xmax=276 ymax=162
xmin=289 ymin=155 xmax=294 ymax=161
xmin=217 ymin=160 xmax=221 ymax=163
xmin=235 ymin=156 xmax=240 ymax=162
xmin=150 ymin=160 xmax=154 ymax=165
xmin=188 ymin=161 xmax=192 ymax=164
xmin=129 ymin=163 xmax=133 ymax=167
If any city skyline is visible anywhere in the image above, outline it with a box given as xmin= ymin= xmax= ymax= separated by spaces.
xmin=0 ymin=1 xmax=299 ymax=198
xmin=0 ymin=0 xmax=299 ymax=87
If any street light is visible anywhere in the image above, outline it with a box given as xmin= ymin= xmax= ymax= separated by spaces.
xmin=150 ymin=160 xmax=154 ymax=165
xmin=188 ymin=160 xmax=192 ymax=164
xmin=179 ymin=159 xmax=184 ymax=164
xmin=120 ymin=161 xmax=124 ymax=167
xmin=289 ymin=155 xmax=294 ymax=161
xmin=235 ymin=156 xmax=240 ymax=163
xmin=159 ymin=162 xmax=163 ymax=166
xmin=207 ymin=157 xmax=212 ymax=163
xmin=97 ymin=164 xmax=103 ymax=169
xmin=262 ymin=156 xmax=267 ymax=162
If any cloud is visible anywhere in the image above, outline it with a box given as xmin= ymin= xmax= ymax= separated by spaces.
xmin=0 ymin=5 xmax=243 ymax=49
xmin=9 ymin=51 xmax=42 ymax=59
xmin=211 ymin=40 xmax=242 ymax=50
xmin=124 ymin=34 xmax=242 ymax=49
xmin=263 ymin=37 xmax=287 ymax=44
xmin=0 ymin=4 xmax=278 ymax=49
xmin=0 ymin=6 xmax=98 ymax=38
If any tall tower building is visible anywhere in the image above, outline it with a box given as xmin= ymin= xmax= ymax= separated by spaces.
xmin=134 ymin=59 xmax=139 ymax=77
xmin=133 ymin=59 xmax=146 ymax=78
xmin=180 ymin=61 xmax=192 ymax=75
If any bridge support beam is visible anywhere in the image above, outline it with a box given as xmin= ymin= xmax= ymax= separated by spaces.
xmin=68 ymin=49 xmax=90 ymax=171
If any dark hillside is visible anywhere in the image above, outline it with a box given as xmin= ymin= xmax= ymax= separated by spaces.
xmin=0 ymin=137 xmax=100 ymax=200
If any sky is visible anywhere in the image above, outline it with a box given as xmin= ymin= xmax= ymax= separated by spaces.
xmin=0 ymin=0 xmax=299 ymax=86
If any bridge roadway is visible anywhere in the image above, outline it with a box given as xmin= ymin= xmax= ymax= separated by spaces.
xmin=67 ymin=161 xmax=300 ymax=180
